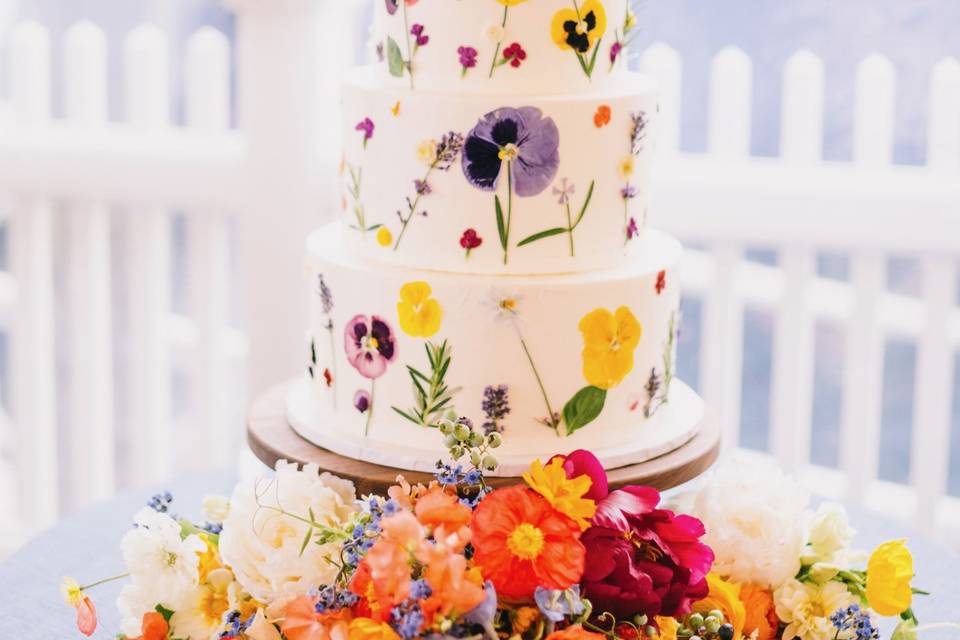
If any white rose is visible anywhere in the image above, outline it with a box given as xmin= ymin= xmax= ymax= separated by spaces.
xmin=218 ymin=460 xmax=358 ymax=606
xmin=805 ymin=502 xmax=854 ymax=563
xmin=202 ymin=494 xmax=231 ymax=524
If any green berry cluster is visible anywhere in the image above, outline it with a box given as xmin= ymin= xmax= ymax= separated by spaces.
xmin=438 ymin=412 xmax=502 ymax=471
xmin=678 ymin=610 xmax=734 ymax=640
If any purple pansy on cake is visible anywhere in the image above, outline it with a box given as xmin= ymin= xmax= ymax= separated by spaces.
xmin=344 ymin=314 xmax=397 ymax=379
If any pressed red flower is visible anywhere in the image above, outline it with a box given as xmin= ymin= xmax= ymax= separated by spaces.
xmin=655 ymin=270 xmax=666 ymax=294
xmin=503 ymin=42 xmax=528 ymax=67
xmin=471 ymin=485 xmax=585 ymax=602
xmin=460 ymin=228 xmax=483 ymax=251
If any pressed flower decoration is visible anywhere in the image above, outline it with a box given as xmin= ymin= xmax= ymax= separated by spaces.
xmin=593 ymin=104 xmax=611 ymax=127
xmin=394 ymin=132 xmax=465 ymax=251
xmin=481 ymin=384 xmax=510 ymax=434
xmin=559 ymin=305 xmax=641 ymax=434
xmin=518 ymin=177 xmax=595 ymax=257
xmin=344 ymin=314 xmax=398 ymax=434
xmin=309 ymin=274 xmax=338 ymax=407
xmin=642 ymin=310 xmax=677 ymax=418
xmin=457 ymin=45 xmax=478 ymax=77
xmin=462 ymin=106 xmax=560 ymax=264
xmin=621 ymin=110 xmax=648 ymax=244
xmin=487 ymin=0 xmax=529 ymax=78
xmin=355 ymin=117 xmax=375 ymax=149
xmin=550 ymin=0 xmax=608 ymax=79
xmin=460 ymin=228 xmax=483 ymax=258
xmin=384 ymin=0 xmax=425 ymax=87
xmin=609 ymin=3 xmax=638 ymax=70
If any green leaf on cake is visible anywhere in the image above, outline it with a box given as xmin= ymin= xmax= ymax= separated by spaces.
xmin=573 ymin=179 xmax=595 ymax=228
xmin=517 ymin=227 xmax=567 ymax=247
xmin=494 ymin=195 xmax=507 ymax=250
xmin=386 ymin=37 xmax=405 ymax=77
xmin=562 ymin=385 xmax=607 ymax=434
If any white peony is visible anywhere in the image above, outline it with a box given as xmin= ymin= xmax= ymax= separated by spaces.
xmin=121 ymin=507 xmax=206 ymax=600
xmin=691 ymin=457 xmax=810 ymax=588
xmin=218 ymin=460 xmax=358 ymax=606
xmin=802 ymin=501 xmax=855 ymax=565
xmin=774 ymin=579 xmax=856 ymax=640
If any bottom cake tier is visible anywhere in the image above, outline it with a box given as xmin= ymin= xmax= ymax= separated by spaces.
xmin=293 ymin=222 xmax=702 ymax=476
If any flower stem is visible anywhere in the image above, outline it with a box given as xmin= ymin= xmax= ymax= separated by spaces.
xmin=327 ymin=326 xmax=338 ymax=410
xmin=565 ymin=202 xmax=575 ymax=256
xmin=503 ymin=162 xmax=513 ymax=265
xmin=623 ymin=194 xmax=629 ymax=245
xmin=488 ymin=5 xmax=508 ymax=79
xmin=516 ymin=325 xmax=557 ymax=430
xmin=365 ymin=378 xmax=375 ymax=437
xmin=80 ymin=573 xmax=130 ymax=591
xmin=402 ymin=3 xmax=414 ymax=89
xmin=393 ymin=165 xmax=434 ymax=251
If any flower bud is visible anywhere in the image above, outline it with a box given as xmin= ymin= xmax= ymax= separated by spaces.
xmin=487 ymin=432 xmax=503 ymax=448
xmin=482 ymin=455 xmax=498 ymax=471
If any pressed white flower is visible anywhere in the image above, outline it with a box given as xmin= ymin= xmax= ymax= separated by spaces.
xmin=484 ymin=289 xmax=523 ymax=324
xmin=218 ymin=460 xmax=358 ymax=606
xmin=202 ymin=495 xmax=231 ymax=524
xmin=121 ymin=508 xmax=206 ymax=599
xmin=416 ymin=138 xmax=438 ymax=166
xmin=691 ymin=458 xmax=810 ymax=588
xmin=486 ymin=23 xmax=506 ymax=43
xmin=774 ymin=579 xmax=856 ymax=640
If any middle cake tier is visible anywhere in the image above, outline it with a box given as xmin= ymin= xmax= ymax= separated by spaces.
xmin=294 ymin=222 xmax=692 ymax=475
xmin=340 ymin=66 xmax=658 ymax=275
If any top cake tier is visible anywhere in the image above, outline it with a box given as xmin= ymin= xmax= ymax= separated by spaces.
xmin=372 ymin=0 xmax=638 ymax=94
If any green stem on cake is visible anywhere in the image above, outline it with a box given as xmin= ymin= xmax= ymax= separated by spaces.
xmin=503 ymin=162 xmax=513 ymax=265
xmin=515 ymin=324 xmax=559 ymax=431
xmin=327 ymin=326 xmax=338 ymax=410
xmin=402 ymin=2 xmax=414 ymax=89
xmin=393 ymin=165 xmax=435 ymax=251
xmin=565 ymin=202 xmax=575 ymax=257
xmin=488 ymin=5 xmax=509 ymax=79
xmin=624 ymin=195 xmax=629 ymax=245
xmin=364 ymin=378 xmax=375 ymax=437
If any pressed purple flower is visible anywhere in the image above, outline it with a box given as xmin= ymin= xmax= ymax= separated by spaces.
xmin=626 ymin=216 xmax=639 ymax=240
xmin=552 ymin=177 xmax=576 ymax=205
xmin=344 ymin=314 xmax=397 ymax=379
xmin=355 ymin=117 xmax=375 ymax=148
xmin=630 ymin=111 xmax=648 ymax=155
xmin=481 ymin=384 xmax=510 ymax=434
xmin=413 ymin=179 xmax=432 ymax=195
xmin=384 ymin=0 xmax=400 ymax=15
xmin=461 ymin=106 xmax=560 ymax=197
xmin=353 ymin=389 xmax=371 ymax=413
xmin=410 ymin=23 xmax=429 ymax=47
xmin=458 ymin=45 xmax=478 ymax=69
xmin=317 ymin=274 xmax=334 ymax=315
xmin=621 ymin=184 xmax=638 ymax=200
xmin=610 ymin=41 xmax=623 ymax=64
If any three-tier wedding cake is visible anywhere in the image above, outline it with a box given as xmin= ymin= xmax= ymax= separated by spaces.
xmin=287 ymin=0 xmax=705 ymax=476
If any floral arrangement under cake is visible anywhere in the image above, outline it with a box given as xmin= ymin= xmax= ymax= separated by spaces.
xmin=61 ymin=445 xmax=944 ymax=640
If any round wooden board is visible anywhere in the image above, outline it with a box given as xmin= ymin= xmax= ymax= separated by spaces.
xmin=247 ymin=381 xmax=721 ymax=496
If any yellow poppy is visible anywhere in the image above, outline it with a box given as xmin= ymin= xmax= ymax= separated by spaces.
xmin=376 ymin=226 xmax=393 ymax=247
xmin=522 ymin=457 xmax=596 ymax=530
xmin=866 ymin=539 xmax=914 ymax=616
xmin=551 ymin=1 xmax=607 ymax=53
xmin=578 ymin=305 xmax=641 ymax=390
xmin=397 ymin=281 xmax=443 ymax=338
xmin=693 ymin=573 xmax=747 ymax=640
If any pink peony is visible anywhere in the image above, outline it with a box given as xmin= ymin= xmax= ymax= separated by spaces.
xmin=581 ymin=486 xmax=713 ymax=620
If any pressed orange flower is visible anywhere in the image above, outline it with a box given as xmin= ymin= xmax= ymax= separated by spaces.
xmin=594 ymin=105 xmax=612 ymax=127
xmin=739 ymin=583 xmax=778 ymax=640
xmin=522 ymin=458 xmax=596 ymax=530
xmin=416 ymin=539 xmax=486 ymax=622
xmin=692 ymin=573 xmax=746 ymax=640
xmin=471 ymin=485 xmax=585 ymax=601
xmin=414 ymin=485 xmax=472 ymax=543
xmin=281 ymin=597 xmax=352 ymax=640
xmin=545 ymin=625 xmax=606 ymax=640
xmin=348 ymin=617 xmax=400 ymax=640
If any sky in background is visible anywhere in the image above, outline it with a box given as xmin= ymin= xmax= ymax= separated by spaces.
xmin=2 ymin=0 xmax=959 ymax=492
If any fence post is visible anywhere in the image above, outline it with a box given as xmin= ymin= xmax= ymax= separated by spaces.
xmin=700 ymin=46 xmax=752 ymax=450
xmin=841 ymin=54 xmax=895 ymax=501
xmin=9 ymin=21 xmax=58 ymax=534
xmin=909 ymin=57 xmax=960 ymax=526
xmin=64 ymin=20 xmax=115 ymax=509
xmin=223 ymin=0 xmax=328 ymax=400
xmin=769 ymin=50 xmax=824 ymax=472
xmin=123 ymin=24 xmax=173 ymax=484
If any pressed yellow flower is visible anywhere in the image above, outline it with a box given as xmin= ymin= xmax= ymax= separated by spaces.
xmin=376 ymin=226 xmax=393 ymax=247
xmin=522 ymin=457 xmax=596 ymax=529
xmin=866 ymin=539 xmax=914 ymax=616
xmin=550 ymin=1 xmax=608 ymax=52
xmin=618 ymin=155 xmax=636 ymax=179
xmin=624 ymin=9 xmax=637 ymax=31
xmin=416 ymin=138 xmax=438 ymax=166
xmin=578 ymin=306 xmax=642 ymax=390
xmin=397 ymin=281 xmax=443 ymax=338
xmin=653 ymin=616 xmax=679 ymax=640
xmin=349 ymin=617 xmax=401 ymax=640
xmin=496 ymin=0 xmax=529 ymax=5
xmin=693 ymin=573 xmax=747 ymax=640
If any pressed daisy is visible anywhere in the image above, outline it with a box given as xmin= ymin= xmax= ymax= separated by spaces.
xmin=522 ymin=457 xmax=596 ymax=530
xmin=471 ymin=485 xmax=584 ymax=601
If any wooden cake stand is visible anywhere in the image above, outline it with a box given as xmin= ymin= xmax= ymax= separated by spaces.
xmin=247 ymin=381 xmax=721 ymax=495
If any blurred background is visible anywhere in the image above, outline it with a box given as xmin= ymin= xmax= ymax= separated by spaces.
xmin=0 ymin=0 xmax=959 ymax=554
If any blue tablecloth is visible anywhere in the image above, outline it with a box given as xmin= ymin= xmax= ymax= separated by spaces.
xmin=1 ymin=472 xmax=956 ymax=638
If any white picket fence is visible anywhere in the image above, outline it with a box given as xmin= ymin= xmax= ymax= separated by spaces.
xmin=0 ymin=0 xmax=958 ymax=552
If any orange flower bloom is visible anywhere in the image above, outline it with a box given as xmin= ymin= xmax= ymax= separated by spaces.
xmin=416 ymin=539 xmax=486 ymax=622
xmin=348 ymin=617 xmax=400 ymax=640
xmin=693 ymin=573 xmax=746 ymax=640
xmin=128 ymin=611 xmax=168 ymax=640
xmin=281 ymin=597 xmax=352 ymax=640
xmin=739 ymin=583 xmax=779 ymax=640
xmin=364 ymin=511 xmax=425 ymax=608
xmin=349 ymin=560 xmax=384 ymax=621
xmin=414 ymin=485 xmax=472 ymax=544
xmin=546 ymin=625 xmax=606 ymax=640
xmin=471 ymin=485 xmax=585 ymax=601
xmin=593 ymin=105 xmax=612 ymax=128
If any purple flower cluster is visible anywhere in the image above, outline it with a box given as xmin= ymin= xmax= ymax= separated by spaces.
xmin=410 ymin=23 xmax=429 ymax=48
xmin=355 ymin=117 xmax=375 ymax=148
xmin=317 ymin=274 xmax=334 ymax=315
xmin=830 ymin=604 xmax=879 ymax=640
xmin=458 ymin=45 xmax=478 ymax=71
xmin=481 ymin=385 xmax=510 ymax=434
xmin=434 ymin=131 xmax=465 ymax=171
xmin=626 ymin=217 xmax=640 ymax=240
xmin=630 ymin=111 xmax=648 ymax=155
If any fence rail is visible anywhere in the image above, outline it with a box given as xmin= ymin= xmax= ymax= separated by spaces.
xmin=0 ymin=1 xmax=958 ymax=553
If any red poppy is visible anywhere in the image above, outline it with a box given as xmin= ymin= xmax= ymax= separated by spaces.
xmin=471 ymin=485 xmax=585 ymax=601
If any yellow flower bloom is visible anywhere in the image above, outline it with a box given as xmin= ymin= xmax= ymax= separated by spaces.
xmin=624 ymin=9 xmax=637 ymax=31
xmin=578 ymin=306 xmax=642 ymax=390
xmin=866 ymin=539 xmax=914 ymax=616
xmin=397 ymin=281 xmax=443 ymax=338
xmin=618 ymin=155 xmax=635 ymax=180
xmin=376 ymin=226 xmax=393 ymax=247
xmin=522 ymin=457 xmax=596 ymax=529
xmin=653 ymin=616 xmax=679 ymax=640
xmin=693 ymin=573 xmax=747 ymax=640
xmin=496 ymin=0 xmax=529 ymax=5
xmin=416 ymin=138 xmax=438 ymax=166
xmin=349 ymin=617 xmax=401 ymax=640
xmin=551 ymin=1 xmax=607 ymax=52
xmin=60 ymin=576 xmax=84 ymax=607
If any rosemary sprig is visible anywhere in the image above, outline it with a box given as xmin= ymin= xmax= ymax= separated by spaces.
xmin=392 ymin=339 xmax=460 ymax=428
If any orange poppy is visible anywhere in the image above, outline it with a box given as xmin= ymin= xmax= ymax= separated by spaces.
xmin=739 ymin=583 xmax=779 ymax=640
xmin=470 ymin=485 xmax=585 ymax=601
xmin=128 ymin=611 xmax=167 ymax=640
xmin=593 ymin=105 xmax=611 ymax=127
xmin=545 ymin=625 xmax=607 ymax=640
